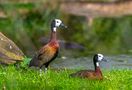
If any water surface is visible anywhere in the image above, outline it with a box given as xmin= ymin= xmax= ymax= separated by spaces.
xmin=51 ymin=55 xmax=132 ymax=70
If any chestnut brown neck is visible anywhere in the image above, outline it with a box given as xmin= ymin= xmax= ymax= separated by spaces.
xmin=49 ymin=30 xmax=59 ymax=49
xmin=95 ymin=66 xmax=102 ymax=73
xmin=95 ymin=66 xmax=103 ymax=80
xmin=94 ymin=62 xmax=102 ymax=75
xmin=50 ymin=31 xmax=57 ymax=42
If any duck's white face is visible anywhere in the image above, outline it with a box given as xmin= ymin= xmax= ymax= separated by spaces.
xmin=97 ymin=54 xmax=104 ymax=61
xmin=51 ymin=19 xmax=67 ymax=32
xmin=55 ymin=19 xmax=62 ymax=27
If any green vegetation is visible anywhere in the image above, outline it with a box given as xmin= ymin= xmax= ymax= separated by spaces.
xmin=0 ymin=1 xmax=132 ymax=56
xmin=0 ymin=65 xmax=131 ymax=90
xmin=0 ymin=1 xmax=131 ymax=90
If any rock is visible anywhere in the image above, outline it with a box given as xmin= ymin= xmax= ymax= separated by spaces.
xmin=0 ymin=32 xmax=25 ymax=65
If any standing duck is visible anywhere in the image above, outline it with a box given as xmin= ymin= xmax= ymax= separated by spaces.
xmin=29 ymin=19 xmax=67 ymax=71
xmin=70 ymin=54 xmax=107 ymax=80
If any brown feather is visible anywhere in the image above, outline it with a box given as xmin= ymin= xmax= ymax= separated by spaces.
xmin=29 ymin=41 xmax=59 ymax=68
xmin=70 ymin=70 xmax=103 ymax=80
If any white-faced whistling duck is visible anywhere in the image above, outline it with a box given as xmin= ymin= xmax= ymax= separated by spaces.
xmin=70 ymin=54 xmax=107 ymax=80
xmin=29 ymin=19 xmax=67 ymax=71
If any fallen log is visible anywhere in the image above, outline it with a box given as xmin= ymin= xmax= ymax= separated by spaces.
xmin=0 ymin=32 xmax=25 ymax=64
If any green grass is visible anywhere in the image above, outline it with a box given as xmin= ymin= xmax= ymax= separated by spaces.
xmin=0 ymin=66 xmax=131 ymax=90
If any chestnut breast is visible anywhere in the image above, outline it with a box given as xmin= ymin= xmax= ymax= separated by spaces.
xmin=38 ymin=41 xmax=59 ymax=64
xmin=48 ymin=41 xmax=59 ymax=50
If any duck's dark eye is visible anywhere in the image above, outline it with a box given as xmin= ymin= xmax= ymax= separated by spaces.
xmin=56 ymin=21 xmax=59 ymax=23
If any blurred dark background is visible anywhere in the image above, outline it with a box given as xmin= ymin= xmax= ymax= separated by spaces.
xmin=0 ymin=0 xmax=132 ymax=58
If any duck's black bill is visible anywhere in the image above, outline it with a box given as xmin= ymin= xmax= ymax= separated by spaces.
xmin=60 ymin=23 xmax=67 ymax=29
xmin=102 ymin=58 xmax=108 ymax=62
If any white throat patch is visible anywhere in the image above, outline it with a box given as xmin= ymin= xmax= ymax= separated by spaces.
xmin=96 ymin=62 xmax=99 ymax=66
xmin=53 ymin=27 xmax=56 ymax=32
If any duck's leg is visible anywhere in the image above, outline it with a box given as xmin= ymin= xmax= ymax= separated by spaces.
xmin=45 ymin=67 xmax=48 ymax=71
xmin=39 ymin=68 xmax=42 ymax=73
xmin=45 ymin=62 xmax=50 ymax=71
xmin=44 ymin=63 xmax=50 ymax=72
xmin=39 ymin=65 xmax=44 ymax=76
xmin=39 ymin=69 xmax=42 ymax=76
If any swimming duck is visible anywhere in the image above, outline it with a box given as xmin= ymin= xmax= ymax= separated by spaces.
xmin=29 ymin=19 xmax=67 ymax=71
xmin=70 ymin=54 xmax=107 ymax=80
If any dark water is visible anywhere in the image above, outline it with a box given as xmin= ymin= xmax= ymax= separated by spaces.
xmin=51 ymin=55 xmax=132 ymax=70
